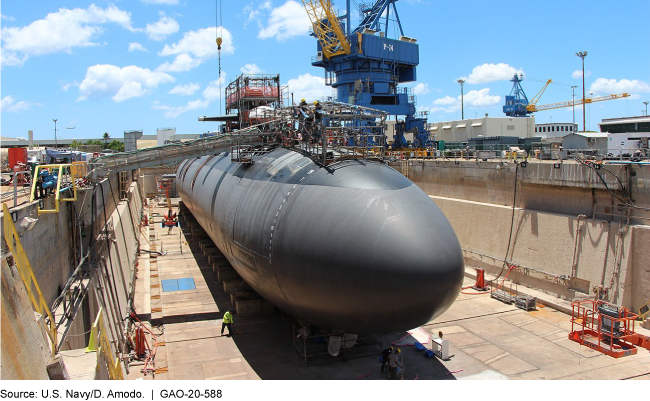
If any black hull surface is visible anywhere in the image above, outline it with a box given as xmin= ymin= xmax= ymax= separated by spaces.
xmin=176 ymin=147 xmax=463 ymax=334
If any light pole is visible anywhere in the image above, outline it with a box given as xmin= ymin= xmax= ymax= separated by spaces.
xmin=53 ymin=119 xmax=58 ymax=148
xmin=457 ymin=79 xmax=465 ymax=120
xmin=571 ymin=85 xmax=578 ymax=130
xmin=576 ymin=51 xmax=588 ymax=131
xmin=644 ymin=101 xmax=649 ymax=116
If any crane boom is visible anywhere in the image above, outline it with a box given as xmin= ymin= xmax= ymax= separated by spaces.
xmin=527 ymin=79 xmax=552 ymax=111
xmin=529 ymin=93 xmax=630 ymax=112
xmin=302 ymin=0 xmax=350 ymax=59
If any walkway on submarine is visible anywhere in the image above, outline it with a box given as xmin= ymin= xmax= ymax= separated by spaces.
xmin=127 ymin=204 xmax=650 ymax=380
xmin=92 ymin=101 xmax=390 ymax=176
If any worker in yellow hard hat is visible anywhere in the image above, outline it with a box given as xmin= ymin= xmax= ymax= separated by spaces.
xmin=388 ymin=348 xmax=402 ymax=379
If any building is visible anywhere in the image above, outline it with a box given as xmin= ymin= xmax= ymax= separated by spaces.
xmin=156 ymin=127 xmax=176 ymax=146
xmin=599 ymin=116 xmax=650 ymax=133
xmin=430 ymin=116 xmax=535 ymax=143
xmin=606 ymin=132 xmax=650 ymax=156
xmin=535 ymin=122 xmax=577 ymax=137
xmin=561 ymin=132 xmax=608 ymax=152
xmin=124 ymin=130 xmax=143 ymax=152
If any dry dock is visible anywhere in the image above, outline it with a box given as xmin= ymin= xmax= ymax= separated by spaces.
xmin=126 ymin=203 xmax=650 ymax=380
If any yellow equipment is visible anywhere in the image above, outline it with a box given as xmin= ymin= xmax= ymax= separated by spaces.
xmin=529 ymin=92 xmax=630 ymax=113
xmin=302 ymin=0 xmax=350 ymax=59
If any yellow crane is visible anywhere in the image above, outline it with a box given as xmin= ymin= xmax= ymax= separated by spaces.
xmin=528 ymin=92 xmax=630 ymax=113
xmin=505 ymin=75 xmax=629 ymax=117
xmin=302 ymin=0 xmax=350 ymax=59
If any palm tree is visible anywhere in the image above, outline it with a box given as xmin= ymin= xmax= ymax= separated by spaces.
xmin=102 ymin=132 xmax=110 ymax=147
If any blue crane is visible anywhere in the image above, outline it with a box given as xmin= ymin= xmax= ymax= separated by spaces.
xmin=303 ymin=0 xmax=429 ymax=149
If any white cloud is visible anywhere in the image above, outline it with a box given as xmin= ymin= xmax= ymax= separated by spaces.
xmin=145 ymin=13 xmax=179 ymax=41
xmin=425 ymin=88 xmax=501 ymax=113
xmin=571 ymin=70 xmax=592 ymax=79
xmin=258 ymin=1 xmax=311 ymax=41
xmin=1 ymin=5 xmax=136 ymax=66
xmin=465 ymin=88 xmax=501 ymax=107
xmin=242 ymin=2 xmax=272 ymax=28
xmin=157 ymin=27 xmax=234 ymax=72
xmin=128 ymin=42 xmax=148 ymax=52
xmin=1 ymin=96 xmax=41 ymax=112
xmin=169 ymin=83 xmax=200 ymax=96
xmin=287 ymin=73 xmax=332 ymax=102
xmin=1 ymin=14 xmax=16 ymax=21
xmin=240 ymin=63 xmax=264 ymax=74
xmin=142 ymin=0 xmax=179 ymax=4
xmin=77 ymin=64 xmax=174 ymax=102
xmin=203 ymin=73 xmax=228 ymax=101
xmin=460 ymin=63 xmax=523 ymax=84
xmin=413 ymin=82 xmax=430 ymax=95
xmin=153 ymin=99 xmax=209 ymax=118
xmin=589 ymin=78 xmax=650 ymax=94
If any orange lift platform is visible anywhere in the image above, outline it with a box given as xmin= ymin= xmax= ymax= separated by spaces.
xmin=569 ymin=299 xmax=650 ymax=358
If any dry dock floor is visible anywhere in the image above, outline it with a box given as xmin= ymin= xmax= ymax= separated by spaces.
xmin=127 ymin=204 xmax=650 ymax=381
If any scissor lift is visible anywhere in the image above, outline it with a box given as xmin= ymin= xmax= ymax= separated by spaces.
xmin=569 ymin=299 xmax=650 ymax=358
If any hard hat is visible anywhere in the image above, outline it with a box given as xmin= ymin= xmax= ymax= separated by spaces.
xmin=313 ymin=101 xmax=319 ymax=105
xmin=300 ymin=98 xmax=306 ymax=102
xmin=396 ymin=348 xmax=401 ymax=353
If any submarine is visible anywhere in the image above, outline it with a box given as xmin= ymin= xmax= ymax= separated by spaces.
xmin=176 ymin=145 xmax=464 ymax=334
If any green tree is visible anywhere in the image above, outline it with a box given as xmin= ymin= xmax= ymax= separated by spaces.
xmin=69 ymin=140 xmax=82 ymax=149
xmin=86 ymin=139 xmax=103 ymax=146
xmin=102 ymin=132 xmax=110 ymax=147
xmin=108 ymin=140 xmax=124 ymax=152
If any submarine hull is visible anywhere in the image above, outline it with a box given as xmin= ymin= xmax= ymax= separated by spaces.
xmin=176 ymin=147 xmax=464 ymax=334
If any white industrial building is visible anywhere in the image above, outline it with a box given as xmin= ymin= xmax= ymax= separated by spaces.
xmin=535 ymin=122 xmax=577 ymax=137
xmin=606 ymin=132 xmax=650 ymax=156
xmin=430 ymin=116 xmax=535 ymax=142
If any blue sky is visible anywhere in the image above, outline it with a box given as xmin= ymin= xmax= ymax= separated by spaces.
xmin=2 ymin=0 xmax=649 ymax=141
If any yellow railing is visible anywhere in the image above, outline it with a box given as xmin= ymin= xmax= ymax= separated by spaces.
xmin=29 ymin=164 xmax=79 ymax=215
xmin=70 ymin=161 xmax=88 ymax=178
xmin=86 ymin=308 xmax=124 ymax=380
xmin=2 ymin=203 xmax=58 ymax=355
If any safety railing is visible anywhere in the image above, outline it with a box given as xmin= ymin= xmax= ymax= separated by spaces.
xmin=86 ymin=307 xmax=124 ymax=380
xmin=2 ymin=202 xmax=58 ymax=355
xmin=29 ymin=164 xmax=78 ymax=215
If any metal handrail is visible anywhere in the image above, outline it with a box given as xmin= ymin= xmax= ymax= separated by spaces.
xmin=87 ymin=308 xmax=124 ymax=380
xmin=29 ymin=164 xmax=78 ymax=215
xmin=2 ymin=202 xmax=58 ymax=355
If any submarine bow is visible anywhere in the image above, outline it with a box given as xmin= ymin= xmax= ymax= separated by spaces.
xmin=176 ymin=147 xmax=464 ymax=334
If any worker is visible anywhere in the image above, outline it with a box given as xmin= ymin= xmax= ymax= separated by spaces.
xmin=297 ymin=99 xmax=310 ymax=142
xmin=388 ymin=348 xmax=402 ymax=379
xmin=35 ymin=171 xmax=45 ymax=199
xmin=380 ymin=346 xmax=393 ymax=373
xmin=312 ymin=100 xmax=323 ymax=143
xmin=221 ymin=310 xmax=234 ymax=337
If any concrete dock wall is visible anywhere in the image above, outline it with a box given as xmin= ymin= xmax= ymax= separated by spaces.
xmin=403 ymin=159 xmax=650 ymax=222
xmin=1 ymin=258 xmax=50 ymax=380
xmin=1 ymin=174 xmax=141 ymax=378
xmin=392 ymin=160 xmax=650 ymax=314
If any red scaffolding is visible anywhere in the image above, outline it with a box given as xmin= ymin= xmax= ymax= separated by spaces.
xmin=569 ymin=299 xmax=650 ymax=358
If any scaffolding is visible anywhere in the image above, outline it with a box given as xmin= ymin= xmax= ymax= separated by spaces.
xmin=93 ymin=100 xmax=390 ymax=174
xmin=225 ymin=74 xmax=287 ymax=131
xmin=569 ymin=299 xmax=650 ymax=358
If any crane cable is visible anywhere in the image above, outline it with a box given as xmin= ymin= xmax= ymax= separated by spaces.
xmin=216 ymin=0 xmax=223 ymax=115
